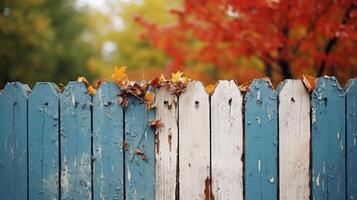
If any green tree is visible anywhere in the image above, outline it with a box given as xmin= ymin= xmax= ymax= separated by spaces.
xmin=0 ymin=0 xmax=96 ymax=86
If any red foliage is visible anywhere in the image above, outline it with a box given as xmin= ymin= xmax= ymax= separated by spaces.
xmin=136 ymin=0 xmax=357 ymax=83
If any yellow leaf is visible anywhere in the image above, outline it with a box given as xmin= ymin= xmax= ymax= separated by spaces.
xmin=171 ymin=71 xmax=183 ymax=83
xmin=77 ymin=76 xmax=96 ymax=95
xmin=159 ymin=74 xmax=166 ymax=82
xmin=144 ymin=91 xmax=155 ymax=108
xmin=302 ymin=74 xmax=316 ymax=92
xmin=87 ymin=86 xmax=96 ymax=95
xmin=112 ymin=65 xmax=128 ymax=81
xmin=205 ymin=84 xmax=215 ymax=95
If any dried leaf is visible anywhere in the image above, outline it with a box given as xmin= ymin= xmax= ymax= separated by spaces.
xmin=159 ymin=74 xmax=166 ymax=82
xmin=171 ymin=71 xmax=184 ymax=83
xmin=112 ymin=66 xmax=128 ymax=82
xmin=148 ymin=119 xmax=164 ymax=129
xmin=205 ymin=84 xmax=215 ymax=95
xmin=302 ymin=74 xmax=316 ymax=92
xmin=239 ymin=81 xmax=251 ymax=92
xmin=135 ymin=147 xmax=148 ymax=161
xmin=77 ymin=76 xmax=96 ymax=95
xmin=144 ymin=91 xmax=155 ymax=108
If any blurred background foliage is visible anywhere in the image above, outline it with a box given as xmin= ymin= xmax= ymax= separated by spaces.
xmin=0 ymin=0 xmax=355 ymax=87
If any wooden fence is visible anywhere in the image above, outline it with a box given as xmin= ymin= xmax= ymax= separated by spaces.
xmin=0 ymin=76 xmax=356 ymax=200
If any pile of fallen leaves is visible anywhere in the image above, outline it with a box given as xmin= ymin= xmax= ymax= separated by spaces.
xmin=77 ymin=66 xmax=191 ymax=109
xmin=77 ymin=66 xmax=318 ymax=110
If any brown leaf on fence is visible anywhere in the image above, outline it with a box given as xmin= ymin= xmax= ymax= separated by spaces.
xmin=205 ymin=84 xmax=215 ymax=95
xmin=148 ymin=119 xmax=164 ymax=129
xmin=135 ymin=147 xmax=148 ymax=161
xmin=238 ymin=81 xmax=251 ymax=92
xmin=302 ymin=74 xmax=316 ymax=92
xmin=77 ymin=76 xmax=96 ymax=95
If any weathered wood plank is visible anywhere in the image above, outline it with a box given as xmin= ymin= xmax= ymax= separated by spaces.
xmin=211 ymin=80 xmax=243 ymax=199
xmin=346 ymin=78 xmax=357 ymax=200
xmin=154 ymin=87 xmax=178 ymax=200
xmin=125 ymin=91 xmax=156 ymax=200
xmin=0 ymin=82 xmax=30 ymax=199
xmin=60 ymin=82 xmax=92 ymax=199
xmin=312 ymin=76 xmax=345 ymax=199
xmin=278 ymin=79 xmax=310 ymax=200
xmin=244 ymin=79 xmax=278 ymax=200
xmin=179 ymin=81 xmax=210 ymax=200
xmin=28 ymin=82 xmax=60 ymax=199
xmin=93 ymin=81 xmax=124 ymax=199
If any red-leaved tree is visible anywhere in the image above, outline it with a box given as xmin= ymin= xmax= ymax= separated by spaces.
xmin=135 ymin=0 xmax=356 ymax=83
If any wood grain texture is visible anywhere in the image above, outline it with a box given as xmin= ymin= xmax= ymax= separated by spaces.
xmin=154 ymin=87 xmax=178 ymax=200
xmin=28 ymin=82 xmax=60 ymax=200
xmin=311 ymin=76 xmax=346 ymax=200
xmin=346 ymin=78 xmax=357 ymax=200
xmin=60 ymin=82 xmax=92 ymax=199
xmin=244 ymin=79 xmax=278 ymax=200
xmin=277 ymin=80 xmax=310 ymax=200
xmin=125 ymin=92 xmax=156 ymax=200
xmin=179 ymin=81 xmax=210 ymax=200
xmin=211 ymin=80 xmax=243 ymax=199
xmin=93 ymin=82 xmax=124 ymax=199
xmin=0 ymin=82 xmax=30 ymax=199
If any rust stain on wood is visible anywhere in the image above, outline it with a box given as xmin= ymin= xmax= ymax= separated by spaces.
xmin=168 ymin=128 xmax=172 ymax=152
xmin=156 ymin=131 xmax=160 ymax=154
xmin=204 ymin=176 xmax=214 ymax=200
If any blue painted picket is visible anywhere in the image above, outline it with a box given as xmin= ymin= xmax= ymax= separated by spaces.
xmin=125 ymin=93 xmax=156 ymax=200
xmin=346 ymin=78 xmax=357 ymax=200
xmin=311 ymin=76 xmax=346 ymax=200
xmin=244 ymin=79 xmax=278 ymax=200
xmin=0 ymin=82 xmax=30 ymax=199
xmin=93 ymin=82 xmax=124 ymax=199
xmin=60 ymin=82 xmax=92 ymax=199
xmin=28 ymin=82 xmax=60 ymax=200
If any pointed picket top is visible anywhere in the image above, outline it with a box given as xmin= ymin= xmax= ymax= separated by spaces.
xmin=212 ymin=80 xmax=241 ymax=99
xmin=93 ymin=81 xmax=121 ymax=104
xmin=1 ymin=82 xmax=31 ymax=98
xmin=312 ymin=76 xmax=344 ymax=99
xmin=180 ymin=81 xmax=208 ymax=103
xmin=277 ymin=79 xmax=308 ymax=96
xmin=245 ymin=78 xmax=276 ymax=102
xmin=346 ymin=78 xmax=357 ymax=93
xmin=61 ymin=81 xmax=91 ymax=103
xmin=30 ymin=82 xmax=60 ymax=100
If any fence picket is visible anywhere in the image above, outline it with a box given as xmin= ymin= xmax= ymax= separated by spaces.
xmin=179 ymin=81 xmax=210 ymax=199
xmin=154 ymin=87 xmax=178 ymax=200
xmin=28 ymin=82 xmax=60 ymax=199
xmin=125 ymin=92 xmax=156 ymax=199
xmin=93 ymin=82 xmax=124 ymax=199
xmin=312 ymin=76 xmax=346 ymax=199
xmin=211 ymin=80 xmax=243 ymax=199
xmin=244 ymin=79 xmax=278 ymax=200
xmin=346 ymin=78 xmax=357 ymax=200
xmin=60 ymin=82 xmax=92 ymax=199
xmin=0 ymin=83 xmax=30 ymax=199
xmin=278 ymin=80 xmax=310 ymax=200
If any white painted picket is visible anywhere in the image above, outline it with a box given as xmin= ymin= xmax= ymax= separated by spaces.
xmin=211 ymin=80 xmax=243 ymax=199
xmin=179 ymin=81 xmax=211 ymax=200
xmin=278 ymin=80 xmax=310 ymax=200
xmin=154 ymin=87 xmax=178 ymax=200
